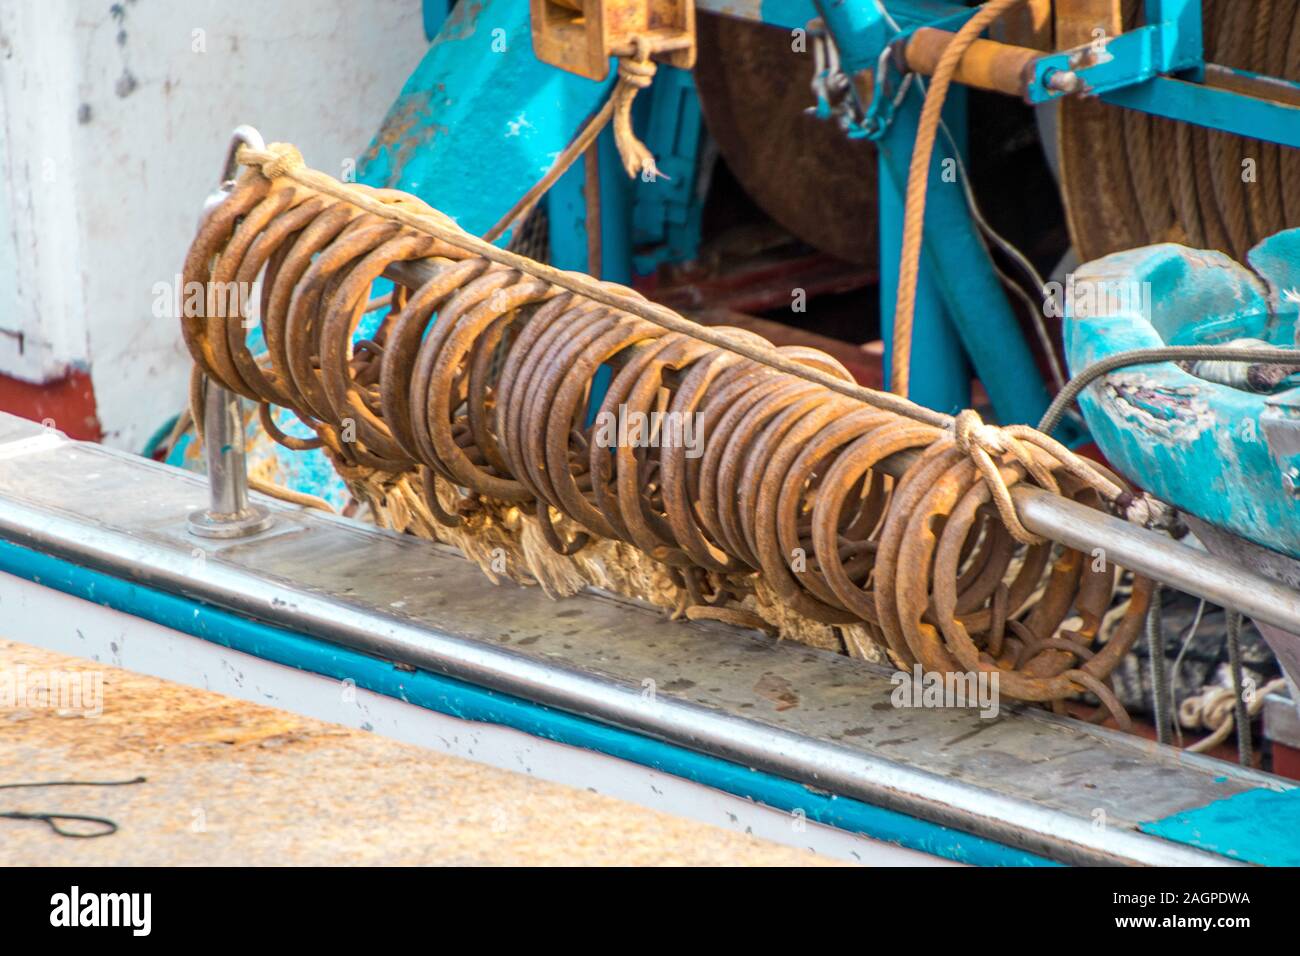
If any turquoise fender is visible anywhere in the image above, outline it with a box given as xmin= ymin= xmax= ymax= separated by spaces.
xmin=1063 ymin=230 xmax=1300 ymax=559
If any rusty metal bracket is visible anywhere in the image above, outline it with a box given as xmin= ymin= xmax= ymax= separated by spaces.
xmin=530 ymin=0 xmax=695 ymax=81
xmin=901 ymin=27 xmax=1042 ymax=100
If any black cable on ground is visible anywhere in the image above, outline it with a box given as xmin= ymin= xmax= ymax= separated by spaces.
xmin=0 ymin=776 xmax=147 ymax=839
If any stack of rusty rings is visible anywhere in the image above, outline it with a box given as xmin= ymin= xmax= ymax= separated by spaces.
xmin=182 ymin=169 xmax=1152 ymax=724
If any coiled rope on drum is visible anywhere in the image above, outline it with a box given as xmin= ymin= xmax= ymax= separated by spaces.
xmin=1061 ymin=0 xmax=1300 ymax=264
xmin=890 ymin=0 xmax=1300 ymax=398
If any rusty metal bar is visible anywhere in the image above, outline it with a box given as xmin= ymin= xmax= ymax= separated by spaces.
xmin=903 ymin=27 xmax=1041 ymax=98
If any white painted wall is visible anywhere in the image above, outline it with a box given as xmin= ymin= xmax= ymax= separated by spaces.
xmin=0 ymin=0 xmax=429 ymax=447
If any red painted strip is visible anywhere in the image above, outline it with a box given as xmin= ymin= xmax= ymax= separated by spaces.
xmin=1272 ymin=742 xmax=1300 ymax=782
xmin=0 ymin=369 xmax=102 ymax=441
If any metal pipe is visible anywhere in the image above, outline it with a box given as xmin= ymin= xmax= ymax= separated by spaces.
xmin=186 ymin=124 xmax=274 ymax=540
xmin=902 ymin=28 xmax=1040 ymax=98
xmin=1013 ymin=486 xmax=1300 ymax=635
xmin=206 ymin=381 xmax=246 ymax=516
xmin=186 ymin=380 xmax=272 ymax=539
xmin=876 ymin=91 xmax=971 ymax=411
xmin=866 ymin=440 xmax=1300 ymax=633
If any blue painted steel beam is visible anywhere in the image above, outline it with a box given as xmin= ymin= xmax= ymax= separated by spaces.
xmin=875 ymin=88 xmax=1052 ymax=424
xmin=0 ymin=537 xmax=1053 ymax=867
xmin=1146 ymin=0 xmax=1203 ymax=76
xmin=1103 ymin=74 xmax=1300 ymax=150
xmin=877 ymin=91 xmax=970 ymax=413
xmin=811 ymin=1 xmax=1054 ymax=426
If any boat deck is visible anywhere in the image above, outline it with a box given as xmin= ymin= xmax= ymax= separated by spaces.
xmin=2 ymin=412 xmax=1297 ymax=866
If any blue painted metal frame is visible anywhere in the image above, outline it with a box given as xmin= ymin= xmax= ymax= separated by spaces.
xmin=814 ymin=0 xmax=1057 ymax=427
xmin=1029 ymin=0 xmax=1300 ymax=148
xmin=547 ymin=66 xmax=704 ymax=282
xmin=1031 ymin=9 xmax=1202 ymax=100
xmin=876 ymin=88 xmax=971 ymax=414
xmin=356 ymin=0 xmax=1058 ymax=430
xmin=631 ymin=67 xmax=706 ymax=275
xmin=812 ymin=0 xmax=1296 ymax=428
xmin=1104 ymin=72 xmax=1300 ymax=150
xmin=365 ymin=0 xmax=705 ymax=271
xmin=1146 ymin=0 xmax=1204 ymax=76
xmin=0 ymin=536 xmax=1053 ymax=867
xmin=876 ymin=86 xmax=1058 ymax=424
xmin=360 ymin=0 xmax=1296 ymax=432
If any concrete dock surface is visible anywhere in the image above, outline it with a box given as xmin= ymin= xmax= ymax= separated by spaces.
xmin=0 ymin=638 xmax=834 ymax=866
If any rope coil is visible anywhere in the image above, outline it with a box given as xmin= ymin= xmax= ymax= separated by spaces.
xmin=1180 ymin=678 xmax=1286 ymax=753
xmin=180 ymin=143 xmax=1155 ymax=719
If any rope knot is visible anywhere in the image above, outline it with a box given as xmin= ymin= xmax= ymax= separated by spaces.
xmin=611 ymin=37 xmax=663 ymax=180
xmin=259 ymin=142 xmax=305 ymax=181
xmin=1115 ymin=490 xmax=1184 ymax=535
xmin=952 ymin=409 xmax=1008 ymax=456
xmin=616 ymin=55 xmax=657 ymax=89
xmin=950 ymin=410 xmax=1049 ymax=547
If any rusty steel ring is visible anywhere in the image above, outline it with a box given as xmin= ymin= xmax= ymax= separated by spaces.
xmin=181 ymin=171 xmax=1150 ymax=722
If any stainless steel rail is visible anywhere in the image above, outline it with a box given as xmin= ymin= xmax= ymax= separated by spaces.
xmin=0 ymin=486 xmax=1237 ymax=867
xmin=186 ymin=380 xmax=272 ymax=539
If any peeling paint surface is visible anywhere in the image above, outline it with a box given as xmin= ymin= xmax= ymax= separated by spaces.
xmin=1064 ymin=231 xmax=1300 ymax=559
xmin=356 ymin=0 xmax=613 ymax=237
xmin=0 ymin=1 xmax=428 ymax=450
xmin=1101 ymin=375 xmax=1214 ymax=443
